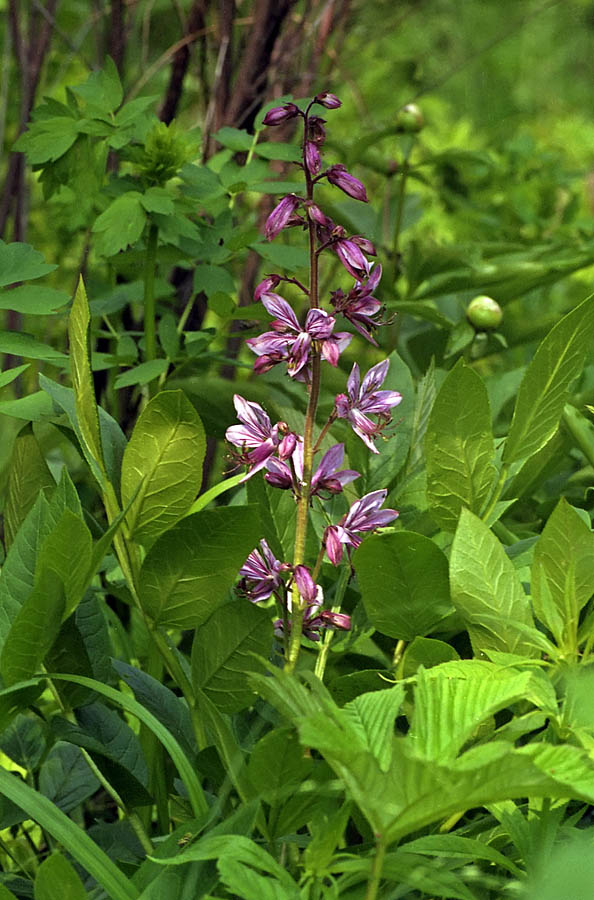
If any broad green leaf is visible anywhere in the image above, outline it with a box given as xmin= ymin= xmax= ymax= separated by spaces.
xmin=138 ymin=506 xmax=260 ymax=628
xmin=13 ymin=117 xmax=79 ymax=163
xmin=1 ymin=713 xmax=47 ymax=771
xmin=247 ymin=727 xmax=313 ymax=804
xmin=4 ymin=424 xmax=55 ymax=549
xmin=212 ymin=127 xmax=254 ymax=151
xmin=37 ymin=509 xmax=93 ymax=618
xmin=425 ymin=360 xmax=496 ymax=530
xmin=0 ymin=363 xmax=29 ymax=389
xmin=40 ymin=375 xmax=126 ymax=494
xmin=532 ymin=498 xmax=594 ymax=649
xmin=0 ymin=240 xmax=56 ymax=286
xmin=404 ymin=357 xmax=436 ymax=478
xmin=450 ymin=509 xmax=536 ymax=657
xmin=72 ymin=56 xmax=123 ymax=112
xmin=193 ymin=264 xmax=236 ymax=297
xmin=251 ymin=241 xmax=309 ymax=272
xmin=121 ymin=390 xmax=205 ymax=546
xmin=92 ymin=193 xmax=146 ymax=256
xmin=39 ymin=742 xmax=100 ymax=813
xmin=0 ymin=567 xmax=65 ymax=686
xmin=0 ymin=285 xmax=69 ymax=314
xmin=343 ymin=686 xmax=405 ymax=772
xmin=114 ymin=359 xmax=168 ymax=389
xmin=191 ymin=602 xmax=274 ymax=714
xmin=400 ymin=637 xmax=460 ymax=678
xmin=0 ymin=331 xmax=67 ymax=361
xmin=0 ymin=391 xmax=53 ymax=420
xmin=410 ymin=663 xmax=534 ymax=764
xmin=68 ymin=278 xmax=106 ymax=482
xmin=0 ymin=885 xmax=18 ymax=900
xmin=34 ymin=851 xmax=87 ymax=900
xmin=54 ymin=703 xmax=151 ymax=807
xmin=141 ymin=187 xmax=174 ymax=215
xmin=355 ymin=532 xmax=453 ymax=640
xmin=503 ymin=292 xmax=594 ymax=463
xmin=379 ymin=851 xmax=479 ymax=900
xmin=112 ymin=660 xmax=196 ymax=764
xmin=0 ymin=764 xmax=138 ymax=900
xmin=254 ymin=142 xmax=301 ymax=162
xmin=405 ymin=834 xmax=523 ymax=877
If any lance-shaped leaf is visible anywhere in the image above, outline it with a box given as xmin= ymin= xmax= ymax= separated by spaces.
xmin=121 ymin=390 xmax=205 ymax=546
xmin=68 ymin=278 xmax=106 ymax=483
xmin=532 ymin=498 xmax=594 ymax=649
xmin=450 ymin=508 xmax=537 ymax=657
xmin=425 ymin=360 xmax=496 ymax=531
xmin=138 ymin=506 xmax=260 ymax=628
xmin=4 ymin=424 xmax=55 ymax=549
xmin=34 ymin=851 xmax=87 ymax=900
xmin=355 ymin=532 xmax=453 ymax=640
xmin=503 ymin=292 xmax=594 ymax=464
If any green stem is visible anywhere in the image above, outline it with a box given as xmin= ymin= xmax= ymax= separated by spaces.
xmin=314 ymin=565 xmax=351 ymax=681
xmin=143 ymin=221 xmax=159 ymax=397
xmin=392 ymin=639 xmax=406 ymax=668
xmin=364 ymin=836 xmax=387 ymax=900
xmin=480 ymin=464 xmax=509 ymax=524
xmin=563 ymin=404 xmax=594 ymax=469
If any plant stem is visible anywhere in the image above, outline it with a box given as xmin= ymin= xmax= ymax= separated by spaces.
xmin=481 ymin=463 xmax=509 ymax=524
xmin=364 ymin=836 xmax=387 ymax=900
xmin=143 ymin=221 xmax=159 ymax=397
xmin=314 ymin=565 xmax=351 ymax=681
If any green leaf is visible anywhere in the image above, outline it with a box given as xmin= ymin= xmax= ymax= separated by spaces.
xmin=193 ymin=264 xmax=235 ymax=297
xmin=410 ymin=663 xmax=534 ymax=764
xmin=191 ymin=602 xmax=274 ymax=714
xmin=251 ymin=242 xmax=309 ymax=272
xmin=0 ymin=566 xmax=65 ymax=686
xmin=121 ymin=390 xmax=205 ymax=546
xmin=504 ymin=292 xmax=594 ymax=464
xmin=34 ymin=851 xmax=87 ymax=900
xmin=0 ymin=364 xmax=29 ymax=389
xmin=247 ymin=727 xmax=313 ymax=804
xmin=0 ymin=240 xmax=56 ymax=287
xmin=254 ymin=142 xmax=301 ymax=162
xmin=71 ymin=56 xmax=123 ymax=113
xmin=4 ymin=424 xmax=55 ymax=549
xmin=450 ymin=509 xmax=536 ymax=657
xmin=0 ymin=884 xmax=18 ymax=900
xmin=0 ymin=764 xmax=138 ymax=900
xmin=114 ymin=359 xmax=169 ymax=389
xmin=0 ymin=391 xmax=53 ymax=420
xmin=1 ymin=713 xmax=47 ymax=771
xmin=38 ymin=742 xmax=100 ymax=812
xmin=355 ymin=532 xmax=453 ymax=640
xmin=343 ymin=686 xmax=405 ymax=771
xmin=0 ymin=331 xmax=67 ymax=361
xmin=425 ymin=360 xmax=496 ymax=531
xmin=212 ymin=127 xmax=254 ymax=152
xmin=0 ymin=285 xmax=69 ymax=314
xmin=531 ymin=498 xmax=594 ymax=648
xmin=405 ymin=834 xmax=523 ymax=877
xmin=13 ymin=118 xmax=79 ymax=164
xmin=68 ymin=278 xmax=106 ymax=482
xmin=141 ymin=187 xmax=174 ymax=215
xmin=400 ymin=637 xmax=460 ymax=678
xmin=138 ymin=506 xmax=260 ymax=629
xmin=92 ymin=193 xmax=147 ymax=256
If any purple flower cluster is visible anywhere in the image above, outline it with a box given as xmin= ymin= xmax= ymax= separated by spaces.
xmin=226 ymin=91 xmax=401 ymax=655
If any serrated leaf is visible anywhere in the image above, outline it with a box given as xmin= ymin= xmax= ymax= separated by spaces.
xmin=532 ymin=498 xmax=594 ymax=648
xmin=425 ymin=360 xmax=496 ymax=530
xmin=92 ymin=193 xmax=147 ymax=256
xmin=504 ymin=292 xmax=594 ymax=463
xmin=0 ymin=240 xmax=56 ymax=286
xmin=247 ymin=727 xmax=313 ymax=804
xmin=71 ymin=56 xmax=123 ymax=113
xmin=251 ymin=242 xmax=309 ymax=272
xmin=13 ymin=118 xmax=79 ymax=164
xmin=450 ymin=508 xmax=536 ymax=657
xmin=191 ymin=602 xmax=274 ymax=714
xmin=140 ymin=186 xmax=174 ymax=215
xmin=121 ymin=390 xmax=205 ymax=546
xmin=343 ymin=686 xmax=405 ymax=771
xmin=193 ymin=264 xmax=235 ymax=297
xmin=0 ymin=331 xmax=67 ymax=361
xmin=0 ymin=285 xmax=69 ymax=314
xmin=4 ymin=424 xmax=55 ymax=549
xmin=138 ymin=506 xmax=260 ymax=628
xmin=68 ymin=278 xmax=106 ymax=482
xmin=355 ymin=532 xmax=453 ymax=640
xmin=34 ymin=851 xmax=87 ymax=900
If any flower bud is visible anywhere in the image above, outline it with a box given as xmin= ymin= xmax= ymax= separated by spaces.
xmin=307 ymin=116 xmax=327 ymax=147
xmin=324 ymin=525 xmax=343 ymax=566
xmin=320 ymin=610 xmax=351 ymax=630
xmin=254 ymin=274 xmax=281 ymax=302
xmin=305 ymin=141 xmax=322 ymax=176
xmin=396 ymin=103 xmax=424 ymax=133
xmin=265 ymin=194 xmax=300 ymax=241
xmin=294 ymin=565 xmax=317 ymax=604
xmin=326 ymin=164 xmax=368 ymax=202
xmin=307 ymin=203 xmax=332 ymax=227
xmin=278 ymin=432 xmax=297 ymax=460
xmin=315 ymin=91 xmax=342 ymax=109
xmin=350 ymin=235 xmax=377 ymax=256
xmin=262 ymin=103 xmax=300 ymax=126
xmin=466 ymin=295 xmax=503 ymax=330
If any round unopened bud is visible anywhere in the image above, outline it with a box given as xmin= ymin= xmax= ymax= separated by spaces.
xmin=396 ymin=103 xmax=424 ymax=133
xmin=466 ymin=295 xmax=503 ymax=330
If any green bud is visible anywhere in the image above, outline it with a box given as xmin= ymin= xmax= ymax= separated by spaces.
xmin=396 ymin=103 xmax=424 ymax=133
xmin=138 ymin=122 xmax=194 ymax=186
xmin=466 ymin=295 xmax=503 ymax=330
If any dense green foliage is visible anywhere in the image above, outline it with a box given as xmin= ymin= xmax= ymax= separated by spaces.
xmin=2 ymin=2 xmax=594 ymax=898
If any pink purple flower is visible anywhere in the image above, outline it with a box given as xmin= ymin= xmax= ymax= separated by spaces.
xmin=273 ymin=570 xmax=352 ymax=641
xmin=262 ymin=103 xmax=301 ymax=126
xmin=225 ymin=395 xmax=284 ymax=479
xmin=330 ymin=265 xmax=384 ymax=345
xmin=265 ymin=442 xmax=359 ymax=497
xmin=326 ymin=164 xmax=368 ymax=203
xmin=246 ymin=295 xmax=352 ymax=378
xmin=305 ymin=141 xmax=322 ymax=176
xmin=315 ymin=91 xmax=341 ymax=110
xmin=324 ymin=490 xmax=399 ymax=565
xmin=265 ymin=194 xmax=301 ymax=241
xmin=239 ymin=539 xmax=287 ymax=602
xmin=335 ymin=360 xmax=402 ymax=453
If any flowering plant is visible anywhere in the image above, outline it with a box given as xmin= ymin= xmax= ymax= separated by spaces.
xmin=226 ymin=92 xmax=402 ymax=672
